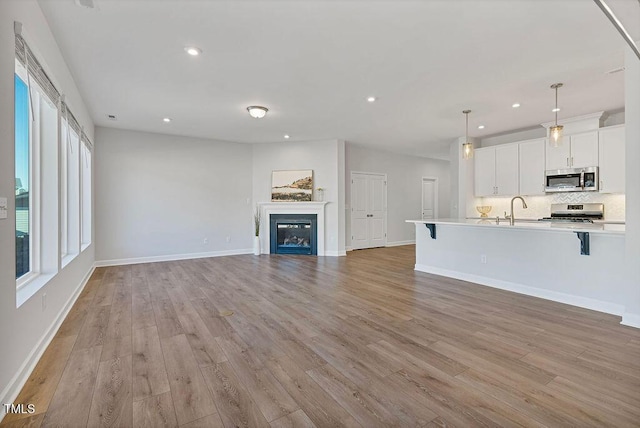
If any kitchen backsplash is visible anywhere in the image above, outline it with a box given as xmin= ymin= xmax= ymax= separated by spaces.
xmin=477 ymin=193 xmax=625 ymax=221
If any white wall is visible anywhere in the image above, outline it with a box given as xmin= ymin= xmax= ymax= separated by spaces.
xmin=346 ymin=143 xmax=450 ymax=247
xmin=622 ymin=43 xmax=640 ymax=327
xmin=95 ymin=127 xmax=253 ymax=264
xmin=252 ymin=139 xmax=345 ymax=256
xmin=449 ymin=137 xmax=478 ymax=219
xmin=0 ymin=0 xmax=95 ymax=417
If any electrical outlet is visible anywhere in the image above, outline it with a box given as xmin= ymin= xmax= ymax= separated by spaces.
xmin=480 ymin=255 xmax=487 ymax=264
xmin=226 ymin=236 xmax=231 ymax=243
xmin=203 ymin=237 xmax=209 ymax=244
xmin=42 ymin=293 xmax=47 ymax=311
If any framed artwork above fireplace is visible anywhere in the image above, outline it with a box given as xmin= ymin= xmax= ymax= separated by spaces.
xmin=271 ymin=169 xmax=313 ymax=202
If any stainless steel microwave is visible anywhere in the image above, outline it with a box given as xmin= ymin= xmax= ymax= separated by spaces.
xmin=545 ymin=167 xmax=599 ymax=193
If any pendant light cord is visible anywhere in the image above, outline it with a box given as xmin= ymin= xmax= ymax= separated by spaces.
xmin=555 ymin=86 xmax=558 ymax=126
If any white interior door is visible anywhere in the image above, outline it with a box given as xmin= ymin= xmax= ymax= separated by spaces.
xmin=351 ymin=174 xmax=369 ymax=250
xmin=351 ymin=172 xmax=387 ymax=250
xmin=422 ymin=177 xmax=438 ymax=219
xmin=368 ymin=175 xmax=386 ymax=247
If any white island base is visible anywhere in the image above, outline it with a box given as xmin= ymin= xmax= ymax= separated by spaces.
xmin=408 ymin=219 xmax=637 ymax=327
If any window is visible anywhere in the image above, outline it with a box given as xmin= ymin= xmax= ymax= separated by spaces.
xmin=14 ymin=29 xmax=93 ymax=305
xmin=15 ymin=59 xmax=60 ymax=289
xmin=81 ymin=140 xmax=92 ymax=248
xmin=61 ymin=116 xmax=80 ymax=264
xmin=15 ymin=74 xmax=30 ymax=279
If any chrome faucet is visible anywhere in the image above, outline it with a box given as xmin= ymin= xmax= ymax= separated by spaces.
xmin=510 ymin=196 xmax=528 ymax=225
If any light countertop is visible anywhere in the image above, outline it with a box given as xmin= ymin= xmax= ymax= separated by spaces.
xmin=406 ymin=218 xmax=625 ymax=235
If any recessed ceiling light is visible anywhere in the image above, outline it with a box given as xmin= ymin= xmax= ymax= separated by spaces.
xmin=163 ymin=117 xmax=171 ymax=123
xmin=367 ymin=96 xmax=376 ymax=103
xmin=552 ymin=107 xmax=561 ymax=112
xmin=478 ymin=125 xmax=485 ymax=129
xmin=512 ymin=103 xmax=521 ymax=108
xmin=284 ymin=134 xmax=290 ymax=139
xmin=184 ymin=46 xmax=202 ymax=56
xmin=247 ymin=106 xmax=268 ymax=119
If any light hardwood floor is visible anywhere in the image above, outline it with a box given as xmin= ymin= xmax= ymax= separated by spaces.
xmin=2 ymin=246 xmax=640 ymax=427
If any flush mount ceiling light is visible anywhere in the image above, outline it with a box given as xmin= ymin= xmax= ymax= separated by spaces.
xmin=247 ymin=106 xmax=268 ymax=119
xmin=284 ymin=134 xmax=290 ymax=139
xmin=462 ymin=109 xmax=473 ymax=160
xmin=184 ymin=46 xmax=202 ymax=56
xmin=549 ymin=83 xmax=564 ymax=147
xmin=366 ymin=96 xmax=376 ymax=103
xmin=163 ymin=117 xmax=171 ymax=123
xmin=512 ymin=103 xmax=521 ymax=108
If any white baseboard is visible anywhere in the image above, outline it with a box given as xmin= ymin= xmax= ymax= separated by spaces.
xmin=95 ymin=248 xmax=253 ymax=267
xmin=414 ymin=263 xmax=626 ymax=318
xmin=324 ymin=250 xmax=347 ymax=257
xmin=621 ymin=312 xmax=640 ymax=328
xmin=386 ymin=240 xmax=415 ymax=247
xmin=345 ymin=241 xmax=414 ymax=252
xmin=0 ymin=265 xmax=95 ymax=423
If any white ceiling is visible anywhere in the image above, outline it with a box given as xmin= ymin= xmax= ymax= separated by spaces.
xmin=38 ymin=0 xmax=638 ymax=159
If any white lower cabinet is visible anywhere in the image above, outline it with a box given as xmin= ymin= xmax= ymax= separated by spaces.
xmin=474 ymin=145 xmax=518 ymax=197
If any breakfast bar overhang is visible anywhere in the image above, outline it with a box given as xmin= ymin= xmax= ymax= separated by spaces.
xmin=407 ymin=219 xmax=635 ymax=325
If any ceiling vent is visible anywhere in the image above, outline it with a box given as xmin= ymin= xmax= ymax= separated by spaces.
xmin=107 ymin=114 xmax=117 ymax=121
xmin=75 ymin=0 xmax=96 ymax=9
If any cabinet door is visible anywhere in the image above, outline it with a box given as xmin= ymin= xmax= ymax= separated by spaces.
xmin=546 ymin=138 xmax=571 ymax=170
xmin=570 ymin=131 xmax=598 ymax=168
xmin=495 ymin=144 xmax=519 ymax=196
xmin=518 ymin=138 xmax=545 ymax=195
xmin=474 ymin=147 xmax=496 ymax=197
xmin=598 ymin=126 xmax=625 ymax=193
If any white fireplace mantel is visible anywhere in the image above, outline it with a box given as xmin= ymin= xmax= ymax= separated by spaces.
xmin=258 ymin=202 xmax=328 ymax=255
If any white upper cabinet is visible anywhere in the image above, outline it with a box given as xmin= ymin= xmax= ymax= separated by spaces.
xmin=495 ymin=145 xmax=519 ymax=196
xmin=545 ymin=140 xmax=571 ymax=170
xmin=474 ymin=145 xmax=518 ymax=197
xmin=474 ymin=147 xmax=496 ymax=197
xmin=598 ymin=125 xmax=625 ymax=193
xmin=518 ymin=138 xmax=545 ymax=195
xmin=546 ymin=130 xmax=598 ymax=170
xmin=570 ymin=131 xmax=599 ymax=168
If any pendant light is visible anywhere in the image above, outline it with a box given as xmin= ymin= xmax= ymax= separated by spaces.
xmin=549 ymin=83 xmax=563 ymax=147
xmin=462 ymin=109 xmax=473 ymax=160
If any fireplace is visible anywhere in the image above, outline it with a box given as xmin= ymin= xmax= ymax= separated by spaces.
xmin=270 ymin=214 xmax=317 ymax=255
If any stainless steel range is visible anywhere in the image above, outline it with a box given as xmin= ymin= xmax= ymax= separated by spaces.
xmin=539 ymin=203 xmax=604 ymax=223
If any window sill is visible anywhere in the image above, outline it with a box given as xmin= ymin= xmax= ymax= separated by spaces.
xmin=17 ymin=272 xmax=55 ymax=308
xmin=61 ymin=253 xmax=78 ymax=269
xmin=81 ymin=242 xmax=91 ymax=252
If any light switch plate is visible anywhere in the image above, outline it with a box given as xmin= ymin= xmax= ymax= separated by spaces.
xmin=0 ymin=197 xmax=7 ymax=219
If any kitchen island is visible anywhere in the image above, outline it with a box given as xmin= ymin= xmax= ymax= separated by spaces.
xmin=407 ymin=218 xmax=629 ymax=320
